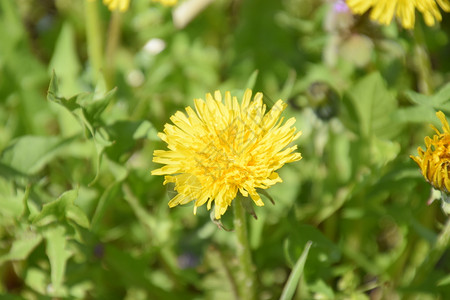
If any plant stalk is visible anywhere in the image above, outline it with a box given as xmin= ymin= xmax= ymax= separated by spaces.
xmin=104 ymin=10 xmax=122 ymax=89
xmin=412 ymin=21 xmax=433 ymax=95
xmin=85 ymin=0 xmax=104 ymax=83
xmin=233 ymin=197 xmax=257 ymax=300
xmin=410 ymin=217 xmax=450 ymax=286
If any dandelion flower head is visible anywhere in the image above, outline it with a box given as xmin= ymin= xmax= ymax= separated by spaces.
xmin=152 ymin=89 xmax=302 ymax=219
xmin=152 ymin=0 xmax=178 ymax=7
xmin=346 ymin=0 xmax=450 ymax=29
xmin=103 ymin=0 xmax=130 ymax=12
xmin=411 ymin=111 xmax=450 ymax=193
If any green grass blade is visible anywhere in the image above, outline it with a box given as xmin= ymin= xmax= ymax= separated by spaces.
xmin=280 ymin=241 xmax=312 ymax=300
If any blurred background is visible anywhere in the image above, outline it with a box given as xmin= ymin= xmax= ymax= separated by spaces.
xmin=1 ymin=0 xmax=450 ymax=299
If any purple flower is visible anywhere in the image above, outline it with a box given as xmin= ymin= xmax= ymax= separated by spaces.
xmin=334 ymin=0 xmax=349 ymax=13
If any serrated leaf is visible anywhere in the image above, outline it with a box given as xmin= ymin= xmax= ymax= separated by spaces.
xmin=47 ymin=72 xmax=115 ymax=133
xmin=84 ymin=89 xmax=117 ymax=121
xmin=47 ymin=72 xmax=116 ymax=184
xmin=47 ymin=71 xmax=81 ymax=110
xmin=33 ymin=189 xmax=78 ymax=226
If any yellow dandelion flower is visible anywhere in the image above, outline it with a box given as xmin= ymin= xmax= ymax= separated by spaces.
xmin=411 ymin=111 xmax=450 ymax=193
xmin=346 ymin=0 xmax=450 ymax=29
xmin=103 ymin=0 xmax=130 ymax=12
xmin=152 ymin=0 xmax=178 ymax=7
xmin=152 ymin=89 xmax=302 ymax=219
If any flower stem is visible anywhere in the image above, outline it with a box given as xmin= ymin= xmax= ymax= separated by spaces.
xmin=412 ymin=21 xmax=433 ymax=95
xmin=233 ymin=197 xmax=257 ymax=300
xmin=410 ymin=217 xmax=450 ymax=286
xmin=85 ymin=0 xmax=104 ymax=83
xmin=104 ymin=10 xmax=122 ymax=89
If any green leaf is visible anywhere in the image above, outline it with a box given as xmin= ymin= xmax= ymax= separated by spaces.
xmin=405 ymin=83 xmax=450 ymax=108
xmin=0 ymin=177 xmax=25 ymax=218
xmin=32 ymin=189 xmax=89 ymax=229
xmin=284 ymin=224 xmax=340 ymax=268
xmin=245 ymin=70 xmax=259 ymax=90
xmin=44 ymin=225 xmax=69 ymax=296
xmin=0 ymin=135 xmax=76 ymax=176
xmin=432 ymin=83 xmax=450 ymax=106
xmin=47 ymin=72 xmax=116 ymax=184
xmin=341 ymin=72 xmax=398 ymax=139
xmin=370 ymin=136 xmax=400 ymax=166
xmin=105 ymin=120 xmax=158 ymax=161
xmin=25 ymin=267 xmax=48 ymax=295
xmin=103 ymin=244 xmax=156 ymax=290
xmin=47 ymin=71 xmax=80 ymax=110
xmin=0 ymin=232 xmax=42 ymax=264
xmin=280 ymin=241 xmax=312 ymax=300
xmin=66 ymin=204 xmax=90 ymax=229
xmin=0 ymin=0 xmax=26 ymax=60
xmin=437 ymin=273 xmax=450 ymax=286
xmin=404 ymin=90 xmax=433 ymax=107
xmin=48 ymin=73 xmax=116 ymax=128
xmin=91 ymin=181 xmax=122 ymax=231
xmin=308 ymin=280 xmax=335 ymax=300
xmin=33 ymin=189 xmax=77 ymax=226
xmin=48 ymin=22 xmax=81 ymax=96
xmin=395 ymin=106 xmax=437 ymax=124
xmin=279 ymin=69 xmax=297 ymax=101
xmin=397 ymin=83 xmax=450 ymax=126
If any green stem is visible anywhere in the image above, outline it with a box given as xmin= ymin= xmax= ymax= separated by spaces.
xmin=412 ymin=21 xmax=433 ymax=95
xmin=85 ymin=0 xmax=104 ymax=83
xmin=104 ymin=10 xmax=122 ymax=89
xmin=233 ymin=197 xmax=257 ymax=300
xmin=410 ymin=217 xmax=450 ymax=286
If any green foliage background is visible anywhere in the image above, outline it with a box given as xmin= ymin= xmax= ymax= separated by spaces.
xmin=1 ymin=0 xmax=450 ymax=299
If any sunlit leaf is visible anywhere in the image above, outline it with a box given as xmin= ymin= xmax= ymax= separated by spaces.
xmin=341 ymin=72 xmax=399 ymax=139
xmin=0 ymin=232 xmax=42 ymax=264
xmin=44 ymin=225 xmax=70 ymax=296
xmin=0 ymin=135 xmax=76 ymax=176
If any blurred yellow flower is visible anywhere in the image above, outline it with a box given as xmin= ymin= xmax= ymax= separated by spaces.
xmin=346 ymin=0 xmax=450 ymax=29
xmin=152 ymin=90 xmax=302 ymax=219
xmin=411 ymin=111 xmax=450 ymax=192
xmin=103 ymin=0 xmax=130 ymax=11
xmin=153 ymin=0 xmax=178 ymax=6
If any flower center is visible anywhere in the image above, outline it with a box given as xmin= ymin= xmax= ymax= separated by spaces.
xmin=194 ymin=123 xmax=255 ymax=186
